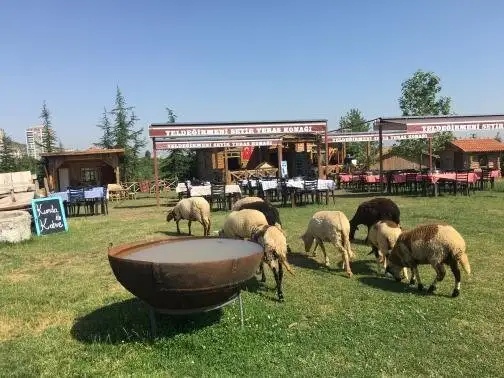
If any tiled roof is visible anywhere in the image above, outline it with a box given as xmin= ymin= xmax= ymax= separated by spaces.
xmin=449 ymin=138 xmax=504 ymax=153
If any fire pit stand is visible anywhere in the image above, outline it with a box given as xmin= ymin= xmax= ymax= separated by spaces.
xmin=147 ymin=291 xmax=244 ymax=338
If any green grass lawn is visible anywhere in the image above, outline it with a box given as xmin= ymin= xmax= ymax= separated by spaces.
xmin=1 ymin=190 xmax=504 ymax=377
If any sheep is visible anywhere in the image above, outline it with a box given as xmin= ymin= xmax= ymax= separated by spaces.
xmin=300 ymin=211 xmax=355 ymax=277
xmin=166 ymin=197 xmax=211 ymax=236
xmin=218 ymin=209 xmax=268 ymax=239
xmin=349 ymin=197 xmax=401 ymax=241
xmin=385 ymin=223 xmax=471 ymax=298
xmin=367 ymin=220 xmax=408 ymax=279
xmin=231 ymin=196 xmax=264 ymax=211
xmin=232 ymin=200 xmax=292 ymax=254
xmin=250 ymin=224 xmax=294 ymax=301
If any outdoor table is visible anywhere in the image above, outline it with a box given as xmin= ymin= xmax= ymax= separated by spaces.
xmin=49 ymin=187 xmax=106 ymax=215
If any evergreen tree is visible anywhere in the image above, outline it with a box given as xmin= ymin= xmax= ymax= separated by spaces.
xmin=40 ymin=101 xmax=58 ymax=153
xmin=0 ymin=132 xmax=16 ymax=172
xmin=96 ymin=107 xmax=114 ymax=149
xmin=109 ymin=87 xmax=146 ymax=181
xmin=338 ymin=108 xmax=377 ymax=168
xmin=160 ymin=108 xmax=196 ymax=180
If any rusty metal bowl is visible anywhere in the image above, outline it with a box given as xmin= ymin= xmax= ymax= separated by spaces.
xmin=108 ymin=237 xmax=263 ymax=312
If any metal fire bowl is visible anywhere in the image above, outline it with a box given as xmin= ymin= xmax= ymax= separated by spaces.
xmin=108 ymin=237 xmax=263 ymax=312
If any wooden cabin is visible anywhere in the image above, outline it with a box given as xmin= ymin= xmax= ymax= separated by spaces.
xmin=41 ymin=148 xmax=124 ymax=191
xmin=439 ymin=139 xmax=504 ymax=171
xmin=194 ymin=139 xmax=322 ymax=182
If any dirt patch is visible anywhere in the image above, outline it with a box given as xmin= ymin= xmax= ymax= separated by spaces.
xmin=0 ymin=310 xmax=74 ymax=342
xmin=3 ymin=272 xmax=32 ymax=283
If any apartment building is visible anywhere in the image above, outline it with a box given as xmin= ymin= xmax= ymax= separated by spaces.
xmin=26 ymin=125 xmax=45 ymax=159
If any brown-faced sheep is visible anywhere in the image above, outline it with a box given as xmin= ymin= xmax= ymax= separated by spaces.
xmin=300 ymin=211 xmax=355 ymax=277
xmin=349 ymin=198 xmax=400 ymax=241
xmin=367 ymin=220 xmax=408 ymax=278
xmin=250 ymin=224 xmax=294 ymax=301
xmin=218 ymin=209 xmax=268 ymax=239
xmin=386 ymin=223 xmax=471 ymax=298
xmin=231 ymin=196 xmax=264 ymax=211
xmin=166 ymin=197 xmax=211 ymax=236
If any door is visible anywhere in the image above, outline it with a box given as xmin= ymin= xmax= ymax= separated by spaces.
xmin=58 ymin=168 xmax=70 ymax=191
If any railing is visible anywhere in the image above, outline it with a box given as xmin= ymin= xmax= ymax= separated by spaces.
xmin=121 ymin=177 xmax=179 ymax=194
xmin=229 ymin=168 xmax=279 ymax=182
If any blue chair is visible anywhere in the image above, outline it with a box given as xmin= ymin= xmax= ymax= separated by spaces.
xmin=68 ymin=188 xmax=86 ymax=216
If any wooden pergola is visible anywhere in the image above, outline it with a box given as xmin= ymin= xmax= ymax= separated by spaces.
xmin=373 ymin=114 xmax=504 ymax=190
xmin=149 ymin=120 xmax=329 ymax=207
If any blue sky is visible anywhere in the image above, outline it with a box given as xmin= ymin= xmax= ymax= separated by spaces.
xmin=1 ymin=0 xmax=503 ymax=149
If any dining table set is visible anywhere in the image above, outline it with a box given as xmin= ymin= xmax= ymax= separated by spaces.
xmin=48 ymin=186 xmax=108 ymax=216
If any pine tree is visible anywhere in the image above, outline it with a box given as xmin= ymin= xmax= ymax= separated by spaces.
xmin=40 ymin=101 xmax=57 ymax=153
xmin=0 ymin=132 xmax=16 ymax=172
xmin=96 ymin=107 xmax=114 ymax=149
xmin=109 ymin=87 xmax=146 ymax=181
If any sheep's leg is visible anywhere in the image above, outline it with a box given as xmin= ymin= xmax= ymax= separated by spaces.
xmin=176 ymin=220 xmax=181 ymax=234
xmin=318 ymin=241 xmax=329 ymax=267
xmin=188 ymin=220 xmax=192 ymax=235
xmin=448 ymin=258 xmax=462 ymax=298
xmin=402 ymin=267 xmax=410 ymax=282
xmin=342 ymin=250 xmax=352 ymax=278
xmin=275 ymin=263 xmax=284 ymax=301
xmin=412 ymin=266 xmax=423 ymax=291
xmin=427 ymin=263 xmax=446 ymax=294
xmin=311 ymin=240 xmax=318 ymax=257
xmin=260 ymin=262 xmax=266 ymax=283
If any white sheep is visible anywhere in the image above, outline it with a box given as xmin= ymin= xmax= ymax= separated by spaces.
xmin=166 ymin=197 xmax=211 ymax=236
xmin=300 ymin=211 xmax=355 ymax=277
xmin=250 ymin=224 xmax=294 ymax=301
xmin=367 ymin=220 xmax=408 ymax=279
xmin=231 ymin=196 xmax=264 ymax=211
xmin=386 ymin=223 xmax=471 ymax=297
xmin=218 ymin=209 xmax=268 ymax=239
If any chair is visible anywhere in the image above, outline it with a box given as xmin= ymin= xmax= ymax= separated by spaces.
xmin=68 ymin=188 xmax=86 ymax=216
xmin=210 ymin=183 xmax=227 ymax=211
xmin=405 ymin=173 xmax=418 ymax=194
xmin=480 ymin=168 xmax=493 ymax=190
xmin=300 ymin=180 xmax=317 ymax=205
xmin=101 ymin=186 xmax=109 ymax=215
xmin=455 ymin=170 xmax=473 ymax=196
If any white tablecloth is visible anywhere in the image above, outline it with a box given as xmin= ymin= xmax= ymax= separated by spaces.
xmin=261 ymin=181 xmax=278 ymax=191
xmin=286 ymin=179 xmax=335 ymax=190
xmin=189 ymin=185 xmax=242 ymax=197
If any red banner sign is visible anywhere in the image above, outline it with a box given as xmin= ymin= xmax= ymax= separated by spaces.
xmin=149 ymin=122 xmax=326 ymax=138
xmin=406 ymin=121 xmax=504 ymax=133
xmin=327 ymin=132 xmax=429 ymax=143
xmin=155 ymin=139 xmax=282 ymax=150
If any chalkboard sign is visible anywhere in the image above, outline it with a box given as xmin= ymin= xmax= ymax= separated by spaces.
xmin=31 ymin=197 xmax=68 ymax=236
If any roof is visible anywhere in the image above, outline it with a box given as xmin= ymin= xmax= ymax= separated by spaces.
xmin=150 ymin=119 xmax=327 ymax=127
xmin=41 ymin=148 xmax=125 ymax=157
xmin=448 ymin=138 xmax=504 ymax=153
xmin=373 ymin=114 xmax=504 ymax=133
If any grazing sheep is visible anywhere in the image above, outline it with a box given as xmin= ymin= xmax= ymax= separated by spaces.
xmin=231 ymin=196 xmax=264 ymax=211
xmin=349 ymin=197 xmax=400 ymax=241
xmin=250 ymin=224 xmax=294 ymax=301
xmin=166 ymin=197 xmax=211 ymax=236
xmin=367 ymin=220 xmax=408 ymax=278
xmin=218 ymin=209 xmax=268 ymax=239
xmin=300 ymin=211 xmax=355 ymax=277
xmin=232 ymin=200 xmax=281 ymax=227
xmin=233 ymin=200 xmax=292 ymax=254
xmin=385 ymin=223 xmax=471 ymax=298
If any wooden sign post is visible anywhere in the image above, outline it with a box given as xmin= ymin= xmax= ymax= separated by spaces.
xmin=31 ymin=197 xmax=69 ymax=236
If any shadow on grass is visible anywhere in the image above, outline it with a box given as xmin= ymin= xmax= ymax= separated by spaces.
xmin=243 ymin=277 xmax=281 ymax=303
xmin=71 ymin=298 xmax=223 ymax=344
xmin=112 ymin=203 xmax=161 ymax=209
xmin=288 ymin=251 xmax=326 ymax=270
xmin=350 ymin=260 xmax=376 ymax=276
xmin=358 ymin=276 xmax=420 ymax=295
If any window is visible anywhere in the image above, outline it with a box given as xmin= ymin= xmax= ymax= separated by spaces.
xmin=81 ymin=168 xmax=97 ymax=185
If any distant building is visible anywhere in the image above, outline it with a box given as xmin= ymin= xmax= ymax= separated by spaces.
xmin=440 ymin=138 xmax=504 ymax=171
xmin=25 ymin=125 xmax=45 ymax=159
